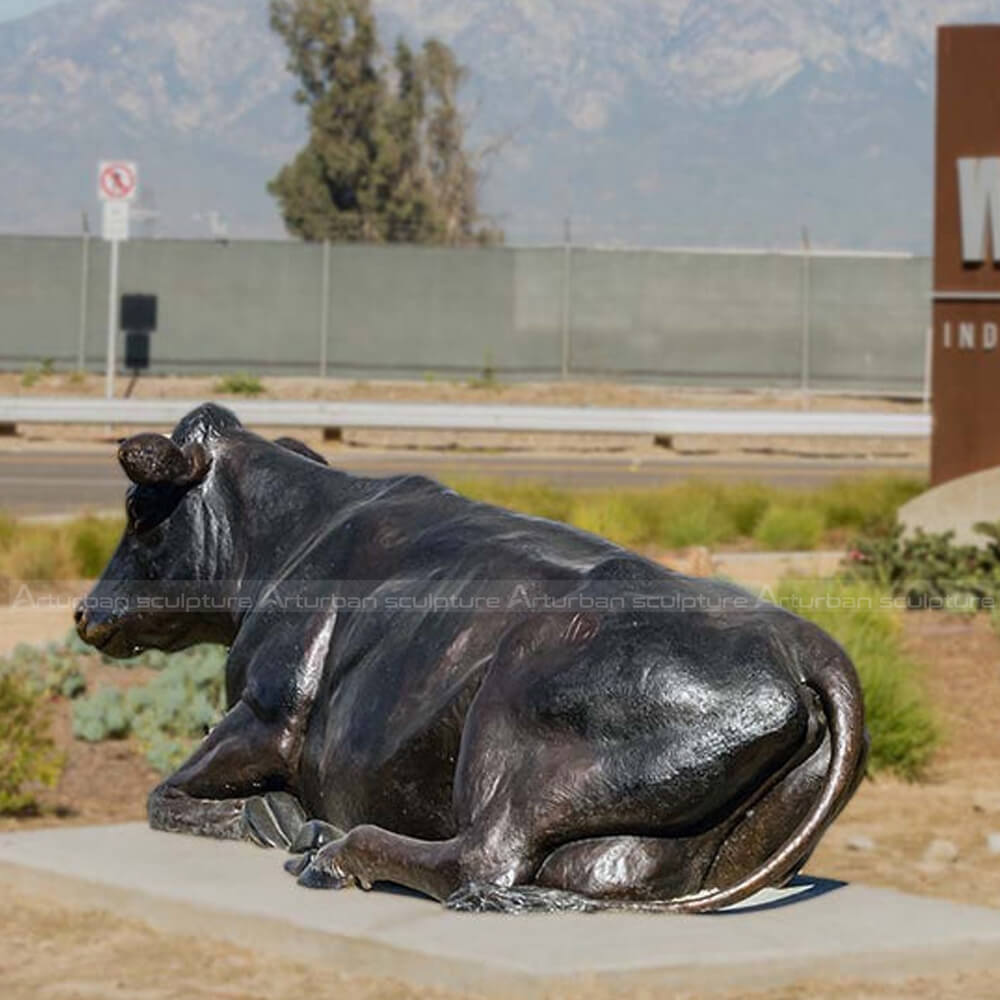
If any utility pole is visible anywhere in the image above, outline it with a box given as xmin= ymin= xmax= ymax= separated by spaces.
xmin=76 ymin=211 xmax=90 ymax=371
xmin=98 ymin=160 xmax=138 ymax=402
xmin=800 ymin=225 xmax=811 ymax=410
xmin=561 ymin=216 xmax=572 ymax=379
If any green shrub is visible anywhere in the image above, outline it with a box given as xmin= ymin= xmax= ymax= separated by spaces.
xmin=713 ymin=482 xmax=773 ymax=537
xmin=651 ymin=483 xmax=738 ymax=548
xmin=20 ymin=368 xmax=40 ymax=388
xmin=214 ymin=372 xmax=264 ymax=396
xmin=70 ymin=516 xmax=121 ymax=578
xmin=72 ymin=686 xmax=130 ymax=742
xmin=466 ymin=373 xmax=500 ymax=390
xmin=0 ymin=473 xmax=924 ymax=586
xmin=128 ymin=653 xmax=227 ymax=772
xmin=0 ymin=643 xmax=86 ymax=700
xmin=569 ymin=491 xmax=667 ymax=548
xmin=817 ymin=475 xmax=926 ymax=538
xmin=439 ymin=476 xmax=922 ymax=553
xmin=656 ymin=499 xmax=733 ymax=549
xmin=0 ymin=672 xmax=64 ymax=814
xmin=451 ymin=479 xmax=574 ymax=524
xmin=846 ymin=522 xmax=1000 ymax=611
xmin=773 ymin=578 xmax=938 ymax=779
xmin=1 ymin=529 xmax=75 ymax=581
xmin=63 ymin=627 xmax=98 ymax=658
xmin=0 ymin=513 xmax=15 ymax=552
xmin=4 ymin=642 xmax=45 ymax=669
xmin=0 ymin=514 xmax=124 ymax=583
xmin=51 ymin=659 xmax=87 ymax=698
xmin=0 ymin=633 xmax=231 ymax=790
xmin=72 ymin=645 xmax=227 ymax=773
xmin=753 ymin=505 xmax=825 ymax=551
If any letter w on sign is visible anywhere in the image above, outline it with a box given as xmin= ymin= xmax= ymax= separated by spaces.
xmin=958 ymin=157 xmax=1000 ymax=264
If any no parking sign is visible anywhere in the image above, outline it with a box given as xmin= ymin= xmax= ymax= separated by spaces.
xmin=96 ymin=158 xmax=139 ymax=401
xmin=98 ymin=161 xmax=138 ymax=202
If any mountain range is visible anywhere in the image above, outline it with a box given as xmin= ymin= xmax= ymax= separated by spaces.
xmin=2 ymin=0 xmax=1000 ymax=248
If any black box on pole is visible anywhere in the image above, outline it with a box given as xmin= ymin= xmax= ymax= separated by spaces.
xmin=124 ymin=330 xmax=151 ymax=370
xmin=120 ymin=293 xmax=157 ymax=332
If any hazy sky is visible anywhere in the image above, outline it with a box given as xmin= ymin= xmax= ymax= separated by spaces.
xmin=0 ymin=0 xmax=62 ymax=22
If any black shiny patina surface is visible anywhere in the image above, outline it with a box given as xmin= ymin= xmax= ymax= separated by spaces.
xmin=77 ymin=403 xmax=868 ymax=913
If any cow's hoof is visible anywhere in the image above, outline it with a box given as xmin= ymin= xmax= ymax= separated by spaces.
xmin=296 ymin=861 xmax=352 ymax=890
xmin=242 ymin=792 xmax=307 ymax=849
xmin=285 ymin=820 xmax=346 ymax=878
xmin=292 ymin=838 xmax=374 ymax=891
xmin=284 ymin=853 xmax=312 ymax=877
xmin=289 ymin=818 xmax=345 ymax=854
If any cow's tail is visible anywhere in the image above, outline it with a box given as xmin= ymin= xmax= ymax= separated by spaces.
xmin=666 ymin=636 xmax=868 ymax=914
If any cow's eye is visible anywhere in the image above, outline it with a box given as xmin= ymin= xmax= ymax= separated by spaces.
xmin=125 ymin=492 xmax=141 ymax=529
xmin=126 ymin=485 xmax=181 ymax=536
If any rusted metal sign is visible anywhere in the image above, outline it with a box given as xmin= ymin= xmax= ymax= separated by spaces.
xmin=933 ymin=26 xmax=1000 ymax=484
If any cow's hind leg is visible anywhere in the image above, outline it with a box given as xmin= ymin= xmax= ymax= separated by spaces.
xmin=451 ymin=733 xmax=835 ymax=913
xmin=287 ymin=716 xmax=819 ymax=904
xmin=284 ymin=791 xmax=745 ymax=906
xmin=289 ymin=621 xmax=824 ymax=905
xmin=447 ymin=828 xmax=730 ymax=912
xmin=287 ymin=814 xmax=537 ymax=901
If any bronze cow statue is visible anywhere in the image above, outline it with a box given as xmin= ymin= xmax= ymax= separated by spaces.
xmin=77 ymin=403 xmax=867 ymax=912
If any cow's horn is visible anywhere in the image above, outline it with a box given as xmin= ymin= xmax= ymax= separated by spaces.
xmin=118 ymin=434 xmax=211 ymax=487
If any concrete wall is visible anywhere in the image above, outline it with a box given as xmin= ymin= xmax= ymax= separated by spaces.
xmin=0 ymin=236 xmax=932 ymax=392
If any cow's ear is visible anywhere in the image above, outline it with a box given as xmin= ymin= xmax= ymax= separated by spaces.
xmin=118 ymin=433 xmax=211 ymax=487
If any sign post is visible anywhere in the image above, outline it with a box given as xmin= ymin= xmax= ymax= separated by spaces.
xmin=98 ymin=161 xmax=137 ymax=400
xmin=932 ymin=28 xmax=1000 ymax=485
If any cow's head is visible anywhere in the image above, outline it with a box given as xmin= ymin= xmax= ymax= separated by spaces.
xmin=75 ymin=403 xmax=244 ymax=658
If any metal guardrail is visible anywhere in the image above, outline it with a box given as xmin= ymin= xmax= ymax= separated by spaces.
xmin=0 ymin=397 xmax=932 ymax=438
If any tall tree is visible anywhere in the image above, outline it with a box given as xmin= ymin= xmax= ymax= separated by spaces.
xmin=268 ymin=0 xmax=382 ymax=241
xmin=268 ymin=0 xmax=500 ymax=245
xmin=422 ymin=40 xmax=484 ymax=245
xmin=374 ymin=40 xmax=439 ymax=244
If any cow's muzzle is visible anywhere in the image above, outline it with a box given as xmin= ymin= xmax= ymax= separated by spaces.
xmin=75 ymin=603 xmax=120 ymax=651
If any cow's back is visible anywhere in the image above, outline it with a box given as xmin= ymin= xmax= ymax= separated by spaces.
xmin=293 ymin=471 xmax=787 ymax=838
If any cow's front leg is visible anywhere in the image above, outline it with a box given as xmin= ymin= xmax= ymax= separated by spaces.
xmin=150 ymin=786 xmax=307 ymax=847
xmin=288 ymin=825 xmax=465 ymax=899
xmin=149 ymin=698 xmax=306 ymax=846
xmin=286 ymin=822 xmax=532 ymax=902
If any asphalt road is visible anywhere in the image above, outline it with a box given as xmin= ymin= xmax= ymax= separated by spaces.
xmin=0 ymin=449 xmax=927 ymax=517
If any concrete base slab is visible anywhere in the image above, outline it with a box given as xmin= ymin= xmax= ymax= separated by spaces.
xmin=2 ymin=823 xmax=1000 ymax=996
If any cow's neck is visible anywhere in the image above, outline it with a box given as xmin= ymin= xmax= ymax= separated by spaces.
xmin=222 ymin=450 xmax=367 ymax=611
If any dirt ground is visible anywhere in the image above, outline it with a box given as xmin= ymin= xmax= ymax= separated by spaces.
xmin=0 ymin=606 xmax=68 ymax=653
xmin=1 ymin=372 xmax=930 ymax=461
xmin=2 ymin=884 xmax=1000 ymax=1000
xmin=6 ymin=883 xmax=1000 ymax=1000
xmin=810 ymin=613 xmax=1000 ymax=910
xmin=0 ymin=656 xmax=163 ymax=832
xmin=3 ymin=609 xmax=1000 ymax=998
